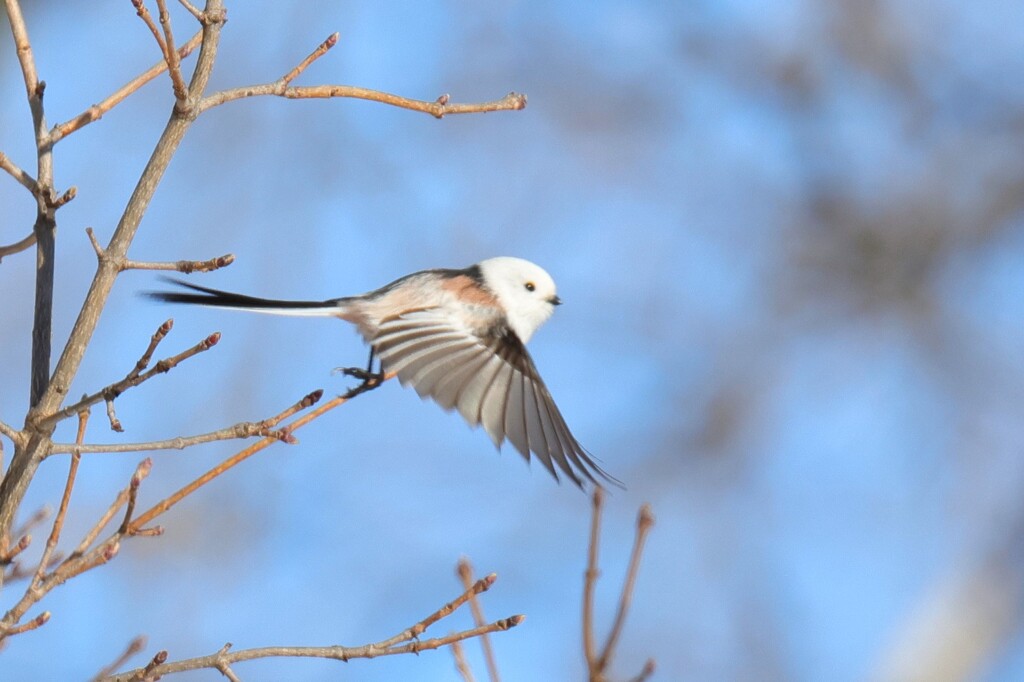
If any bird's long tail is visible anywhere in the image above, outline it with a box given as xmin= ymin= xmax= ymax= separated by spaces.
xmin=145 ymin=278 xmax=349 ymax=317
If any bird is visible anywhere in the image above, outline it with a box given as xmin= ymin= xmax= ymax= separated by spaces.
xmin=147 ymin=257 xmax=619 ymax=489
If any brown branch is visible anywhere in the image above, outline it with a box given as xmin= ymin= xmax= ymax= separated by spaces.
xmin=5 ymin=0 xmax=39 ymax=97
xmin=102 ymin=577 xmax=524 ymax=681
xmin=31 ymin=411 xmax=88 ymax=588
xmin=597 ymin=504 xmax=655 ymax=672
xmin=583 ymin=488 xmax=604 ymax=674
xmin=49 ymin=31 xmax=203 ymax=144
xmin=201 ymin=83 xmax=527 ymax=118
xmin=0 ymin=232 xmax=37 ymax=263
xmin=87 ymin=226 xmax=234 ymax=275
xmin=177 ymin=0 xmax=203 ymax=21
xmin=0 ymin=419 xmax=22 ymax=443
xmin=583 ymin=490 xmax=656 ymax=682
xmin=154 ymin=0 xmax=189 ymax=101
xmin=0 ymin=150 xmax=38 ymax=193
xmin=92 ymin=636 xmax=148 ymax=682
xmin=37 ymin=327 xmax=220 ymax=430
xmin=3 ymin=611 xmax=49 ymax=636
xmin=123 ymin=253 xmax=235 ymax=273
xmin=282 ymin=32 xmax=338 ymax=86
xmin=450 ymin=640 xmax=477 ymax=682
xmin=626 ymin=659 xmax=656 ymax=682
xmin=131 ymin=0 xmax=168 ymax=58
xmin=124 ymin=386 xmax=335 ymax=532
xmin=458 ymin=558 xmax=502 ymax=682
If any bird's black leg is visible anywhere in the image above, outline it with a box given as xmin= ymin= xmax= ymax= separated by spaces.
xmin=333 ymin=347 xmax=386 ymax=398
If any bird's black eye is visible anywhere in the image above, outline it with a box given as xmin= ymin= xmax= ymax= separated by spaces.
xmin=524 ymin=282 xmax=536 ymax=292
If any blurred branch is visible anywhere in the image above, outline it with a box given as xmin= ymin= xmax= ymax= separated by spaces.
xmin=48 ymin=31 xmax=203 ymax=144
xmin=91 ymin=637 xmax=148 ymax=682
xmin=457 ymin=557 xmax=502 ymax=682
xmin=101 ymin=573 xmax=525 ymax=681
xmin=583 ymin=490 xmax=656 ymax=682
xmin=450 ymin=640 xmax=477 ymax=682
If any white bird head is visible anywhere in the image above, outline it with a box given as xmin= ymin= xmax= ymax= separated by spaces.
xmin=478 ymin=257 xmax=561 ymax=343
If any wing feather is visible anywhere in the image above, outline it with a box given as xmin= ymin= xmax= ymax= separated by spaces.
xmin=370 ymin=309 xmax=620 ymax=488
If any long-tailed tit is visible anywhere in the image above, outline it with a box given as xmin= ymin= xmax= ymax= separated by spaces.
xmin=148 ymin=257 xmax=618 ymax=489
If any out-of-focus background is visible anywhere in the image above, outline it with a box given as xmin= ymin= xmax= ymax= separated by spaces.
xmin=2 ymin=2 xmax=1023 ymax=680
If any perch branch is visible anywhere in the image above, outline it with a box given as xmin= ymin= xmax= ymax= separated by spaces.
xmin=154 ymin=0 xmax=189 ymax=101
xmin=583 ymin=488 xmax=604 ymax=672
xmin=87 ymin=226 xmax=233 ymax=274
xmin=48 ymin=31 xmax=203 ymax=144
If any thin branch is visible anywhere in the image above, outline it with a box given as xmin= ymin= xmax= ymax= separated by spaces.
xmin=201 ymin=83 xmax=527 ymax=119
xmin=91 ymin=636 xmax=148 ymax=682
xmin=625 ymin=660 xmax=656 ymax=682
xmin=451 ymin=640 xmax=477 ymax=682
xmin=0 ymin=232 xmax=37 ymax=263
xmin=5 ymin=0 xmax=40 ymax=97
xmin=47 ymin=397 xmax=319 ymax=455
xmin=121 ymin=253 xmax=235 ymax=273
xmin=281 ymin=32 xmax=338 ymax=86
xmin=458 ymin=558 xmax=502 ymax=682
xmin=0 ymin=150 xmax=38 ymax=193
xmin=177 ymin=0 xmax=203 ymax=22
xmin=37 ymin=328 xmax=221 ymax=430
xmin=0 ymin=419 xmax=22 ymax=442
xmin=102 ymin=575 xmax=524 ymax=681
xmin=131 ymin=0 xmax=168 ymax=57
xmin=583 ymin=488 xmax=604 ymax=674
xmin=154 ymin=0 xmax=189 ymax=101
xmin=49 ymin=31 xmax=203 ymax=144
xmin=31 ymin=410 xmax=88 ymax=588
xmin=596 ymin=504 xmax=655 ymax=672
xmin=3 ymin=611 xmax=49 ymax=636
xmin=125 ymin=378 xmax=385 ymax=533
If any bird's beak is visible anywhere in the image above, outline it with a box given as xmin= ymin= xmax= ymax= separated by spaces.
xmin=549 ymin=295 xmax=562 ymax=306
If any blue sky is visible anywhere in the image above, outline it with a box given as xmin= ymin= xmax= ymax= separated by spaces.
xmin=2 ymin=1 xmax=1024 ymax=680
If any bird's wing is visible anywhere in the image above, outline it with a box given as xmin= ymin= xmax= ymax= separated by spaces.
xmin=372 ymin=309 xmax=621 ymax=489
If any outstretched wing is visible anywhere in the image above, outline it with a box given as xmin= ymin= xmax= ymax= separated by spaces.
xmin=372 ymin=309 xmax=620 ymax=489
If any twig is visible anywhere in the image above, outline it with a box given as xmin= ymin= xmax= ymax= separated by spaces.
xmin=281 ymin=32 xmax=338 ymax=86
xmin=597 ymin=504 xmax=655 ymax=672
xmin=201 ymin=83 xmax=527 ymax=119
xmin=31 ymin=410 xmax=88 ymax=587
xmin=91 ymin=636 xmax=147 ymax=682
xmin=131 ymin=0 xmax=168 ymax=58
xmin=37 ymin=328 xmax=221 ymax=430
xmin=48 ymin=388 xmax=322 ymax=454
xmin=87 ymin=226 xmax=235 ymax=274
xmin=451 ymin=640 xmax=477 ymax=682
xmin=126 ymin=377 xmax=385 ymax=533
xmin=0 ymin=232 xmax=37 ymax=263
xmin=177 ymin=0 xmax=203 ymax=22
xmin=625 ymin=659 xmax=656 ymax=682
xmin=5 ymin=0 xmax=39 ymax=97
xmin=582 ymin=490 xmax=657 ymax=682
xmin=3 ymin=611 xmax=49 ymax=636
xmin=49 ymin=31 xmax=203 ymax=144
xmin=0 ymin=151 xmax=38 ymax=193
xmin=102 ymin=577 xmax=524 ymax=681
xmin=583 ymin=488 xmax=604 ymax=673
xmin=119 ymin=459 xmax=153 ymax=534
xmin=154 ymin=0 xmax=189 ymax=101
xmin=457 ymin=558 xmax=502 ymax=682
xmin=0 ymin=419 xmax=22 ymax=443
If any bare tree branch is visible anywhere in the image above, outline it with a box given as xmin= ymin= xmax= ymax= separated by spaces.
xmin=101 ymin=574 xmax=525 ymax=681
xmin=91 ymin=637 xmax=148 ymax=682
xmin=48 ymin=31 xmax=203 ymax=145
xmin=458 ymin=557 xmax=502 ymax=682
xmin=37 ymin=327 xmax=221 ymax=430
xmin=451 ymin=639 xmax=477 ymax=682
xmin=583 ymin=491 xmax=656 ymax=682
xmin=0 ymin=150 xmax=38 ymax=193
